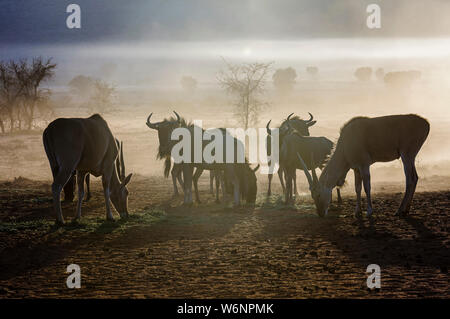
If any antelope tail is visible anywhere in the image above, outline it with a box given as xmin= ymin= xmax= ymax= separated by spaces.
xmin=163 ymin=156 xmax=172 ymax=178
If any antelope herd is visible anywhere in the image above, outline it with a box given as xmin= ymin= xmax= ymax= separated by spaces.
xmin=43 ymin=111 xmax=429 ymax=224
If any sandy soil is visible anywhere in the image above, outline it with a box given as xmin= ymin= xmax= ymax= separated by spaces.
xmin=0 ymin=175 xmax=448 ymax=298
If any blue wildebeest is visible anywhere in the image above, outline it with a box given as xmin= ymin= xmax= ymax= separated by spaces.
xmin=297 ymin=114 xmax=430 ymax=217
xmin=280 ymin=129 xmax=342 ymax=205
xmin=43 ymin=114 xmax=132 ymax=224
xmin=266 ymin=112 xmax=317 ymax=196
xmin=146 ymin=111 xmax=258 ymax=206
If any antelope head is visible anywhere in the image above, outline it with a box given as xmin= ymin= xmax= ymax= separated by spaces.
xmin=296 ymin=152 xmax=332 ymax=217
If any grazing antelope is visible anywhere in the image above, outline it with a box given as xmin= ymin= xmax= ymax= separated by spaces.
xmin=280 ymin=131 xmax=342 ymax=204
xmin=63 ymin=139 xmax=124 ymax=202
xmin=266 ymin=112 xmax=316 ymax=196
xmin=43 ymin=114 xmax=132 ymax=224
xmin=297 ymin=114 xmax=430 ymax=217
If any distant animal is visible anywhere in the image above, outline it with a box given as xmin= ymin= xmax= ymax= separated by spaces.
xmin=146 ymin=111 xmax=258 ymax=206
xmin=266 ymin=112 xmax=317 ymax=196
xmin=280 ymin=131 xmax=342 ymax=204
xmin=43 ymin=114 xmax=132 ymax=224
xmin=296 ymin=114 xmax=430 ymax=217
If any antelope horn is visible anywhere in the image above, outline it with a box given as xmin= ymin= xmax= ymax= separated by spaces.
xmin=115 ymin=138 xmax=121 ymax=180
xmin=146 ymin=113 xmax=159 ymax=129
xmin=306 ymin=112 xmax=314 ymax=123
xmin=266 ymin=120 xmax=272 ymax=136
xmin=297 ymin=152 xmax=314 ymax=189
xmin=120 ymin=141 xmax=125 ymax=179
xmin=253 ymin=164 xmax=260 ymax=172
xmin=173 ymin=111 xmax=181 ymax=123
xmin=310 ymin=152 xmax=318 ymax=183
xmin=286 ymin=113 xmax=294 ymax=121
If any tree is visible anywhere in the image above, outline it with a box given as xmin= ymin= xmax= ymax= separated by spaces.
xmin=306 ymin=66 xmax=319 ymax=79
xmin=375 ymin=68 xmax=385 ymax=81
xmin=0 ymin=60 xmax=25 ymax=132
xmin=180 ymin=76 xmax=198 ymax=93
xmin=354 ymin=67 xmax=372 ymax=82
xmin=218 ymin=59 xmax=272 ymax=129
xmin=87 ymin=79 xmax=117 ymax=114
xmin=68 ymin=75 xmax=96 ymax=97
xmin=0 ymin=57 xmax=55 ymax=131
xmin=15 ymin=57 xmax=56 ymax=130
xmin=272 ymin=67 xmax=297 ymax=94
xmin=384 ymin=71 xmax=421 ymax=88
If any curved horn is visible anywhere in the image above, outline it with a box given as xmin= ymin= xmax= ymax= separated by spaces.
xmin=266 ymin=120 xmax=272 ymax=136
xmin=310 ymin=152 xmax=318 ymax=183
xmin=253 ymin=164 xmax=260 ymax=172
xmin=306 ymin=112 xmax=314 ymax=123
xmin=286 ymin=113 xmax=294 ymax=121
xmin=173 ymin=111 xmax=181 ymax=123
xmin=115 ymin=138 xmax=121 ymax=180
xmin=146 ymin=113 xmax=159 ymax=129
xmin=120 ymin=141 xmax=125 ymax=180
xmin=297 ymin=152 xmax=314 ymax=189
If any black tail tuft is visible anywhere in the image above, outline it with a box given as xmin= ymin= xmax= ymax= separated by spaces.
xmin=163 ymin=157 xmax=172 ymax=178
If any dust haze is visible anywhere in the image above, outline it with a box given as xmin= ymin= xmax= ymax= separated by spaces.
xmin=2 ymin=37 xmax=450 ymax=196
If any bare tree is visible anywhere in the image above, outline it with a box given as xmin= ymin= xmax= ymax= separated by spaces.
xmin=218 ymin=59 xmax=272 ymax=129
xmin=0 ymin=58 xmax=55 ymax=131
xmin=0 ymin=60 xmax=25 ymax=131
xmin=15 ymin=57 xmax=56 ymax=130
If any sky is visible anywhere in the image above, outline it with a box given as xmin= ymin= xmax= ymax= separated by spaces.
xmin=1 ymin=0 xmax=450 ymax=86
xmin=1 ymin=0 xmax=450 ymax=45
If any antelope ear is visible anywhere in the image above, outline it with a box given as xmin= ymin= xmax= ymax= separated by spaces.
xmin=307 ymin=120 xmax=317 ymax=127
xmin=121 ymin=173 xmax=132 ymax=188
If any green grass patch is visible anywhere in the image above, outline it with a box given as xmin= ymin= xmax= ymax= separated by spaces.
xmin=0 ymin=219 xmax=54 ymax=233
xmin=0 ymin=208 xmax=166 ymax=235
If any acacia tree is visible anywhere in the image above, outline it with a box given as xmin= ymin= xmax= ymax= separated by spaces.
xmin=0 ymin=58 xmax=55 ymax=131
xmin=15 ymin=57 xmax=56 ymax=130
xmin=0 ymin=60 xmax=25 ymax=132
xmin=272 ymin=67 xmax=297 ymax=94
xmin=218 ymin=59 xmax=272 ymax=129
xmin=87 ymin=79 xmax=117 ymax=114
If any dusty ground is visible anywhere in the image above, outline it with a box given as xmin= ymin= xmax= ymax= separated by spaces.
xmin=0 ymin=175 xmax=448 ymax=298
xmin=0 ymin=89 xmax=449 ymax=298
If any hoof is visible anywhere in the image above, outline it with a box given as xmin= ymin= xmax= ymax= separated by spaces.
xmin=355 ymin=210 xmax=362 ymax=219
